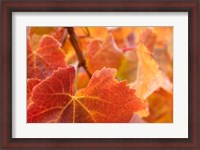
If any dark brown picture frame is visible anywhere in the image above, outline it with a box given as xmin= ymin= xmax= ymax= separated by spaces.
xmin=1 ymin=0 xmax=199 ymax=149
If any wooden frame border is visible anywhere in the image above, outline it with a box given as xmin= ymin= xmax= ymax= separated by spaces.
xmin=1 ymin=0 xmax=199 ymax=149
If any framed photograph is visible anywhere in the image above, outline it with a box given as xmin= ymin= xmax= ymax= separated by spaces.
xmin=1 ymin=0 xmax=199 ymax=149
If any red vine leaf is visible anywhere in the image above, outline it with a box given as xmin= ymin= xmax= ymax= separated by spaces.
xmin=28 ymin=66 xmax=75 ymax=123
xmin=28 ymin=27 xmax=66 ymax=49
xmin=76 ymin=67 xmax=147 ymax=123
xmin=28 ymin=66 xmax=147 ymax=123
xmin=27 ymin=35 xmax=67 ymax=79
xmin=27 ymin=78 xmax=41 ymax=107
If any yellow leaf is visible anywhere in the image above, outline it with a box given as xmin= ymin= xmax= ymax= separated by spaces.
xmin=117 ymin=50 xmax=138 ymax=83
xmin=132 ymin=43 xmax=164 ymax=99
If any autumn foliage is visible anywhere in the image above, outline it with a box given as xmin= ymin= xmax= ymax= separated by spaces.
xmin=27 ymin=27 xmax=173 ymax=123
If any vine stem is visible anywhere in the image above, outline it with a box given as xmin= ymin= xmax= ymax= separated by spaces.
xmin=66 ymin=27 xmax=92 ymax=78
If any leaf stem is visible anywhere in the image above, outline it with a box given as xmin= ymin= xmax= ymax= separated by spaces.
xmin=66 ymin=27 xmax=92 ymax=78
xmin=121 ymin=46 xmax=137 ymax=52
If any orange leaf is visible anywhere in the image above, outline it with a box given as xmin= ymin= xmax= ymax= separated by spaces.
xmin=74 ymin=27 xmax=108 ymax=52
xmin=144 ymin=88 xmax=173 ymax=123
xmin=154 ymin=27 xmax=173 ymax=59
xmin=27 ymin=35 xmax=67 ymax=79
xmin=109 ymin=27 xmax=134 ymax=48
xmin=29 ymin=27 xmax=58 ymax=36
xmin=28 ymin=66 xmax=147 ymax=123
xmin=75 ymin=27 xmax=108 ymax=39
xmin=86 ymin=34 xmax=124 ymax=74
xmin=153 ymin=27 xmax=173 ymax=81
xmin=140 ymin=28 xmax=157 ymax=52
xmin=153 ymin=48 xmax=173 ymax=82
xmin=87 ymin=27 xmax=108 ymax=39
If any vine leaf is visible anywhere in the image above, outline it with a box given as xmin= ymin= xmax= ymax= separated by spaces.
xmin=131 ymin=43 xmax=165 ymax=99
xmin=27 ymin=35 xmax=67 ymax=79
xmin=86 ymin=34 xmax=124 ymax=74
xmin=28 ymin=66 xmax=75 ymax=123
xmin=27 ymin=78 xmax=41 ymax=107
xmin=144 ymin=88 xmax=173 ymax=123
xmin=109 ymin=27 xmax=134 ymax=48
xmin=74 ymin=27 xmax=108 ymax=51
xmin=28 ymin=66 xmax=147 ymax=123
xmin=117 ymin=50 xmax=138 ymax=83
xmin=28 ymin=27 xmax=66 ymax=50
xmin=140 ymin=28 xmax=157 ymax=52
